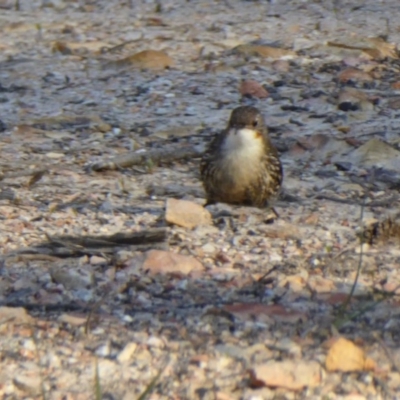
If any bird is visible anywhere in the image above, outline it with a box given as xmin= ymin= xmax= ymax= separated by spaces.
xmin=359 ymin=216 xmax=400 ymax=245
xmin=200 ymin=105 xmax=283 ymax=211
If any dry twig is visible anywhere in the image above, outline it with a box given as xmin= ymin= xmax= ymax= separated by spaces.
xmin=88 ymin=147 xmax=203 ymax=172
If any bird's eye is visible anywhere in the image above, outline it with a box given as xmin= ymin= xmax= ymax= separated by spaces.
xmin=252 ymin=120 xmax=258 ymax=127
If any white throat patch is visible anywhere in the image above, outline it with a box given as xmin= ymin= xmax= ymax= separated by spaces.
xmin=222 ymin=128 xmax=263 ymax=156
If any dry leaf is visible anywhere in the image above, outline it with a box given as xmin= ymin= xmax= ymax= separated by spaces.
xmin=142 ymin=250 xmax=204 ymax=275
xmin=13 ymin=125 xmax=49 ymax=139
xmin=52 ymin=41 xmax=72 ymax=55
xmin=337 ymin=126 xmax=351 ymax=134
xmin=145 ymin=17 xmax=167 ymax=26
xmin=53 ymin=40 xmax=109 ymax=54
xmin=239 ymin=80 xmax=269 ymax=99
xmin=233 ymin=44 xmax=295 ymax=59
xmin=337 ymin=68 xmax=373 ymax=83
xmin=362 ymin=37 xmax=398 ymax=59
xmin=110 ymin=50 xmax=174 ymax=70
xmin=327 ymin=37 xmax=398 ymax=60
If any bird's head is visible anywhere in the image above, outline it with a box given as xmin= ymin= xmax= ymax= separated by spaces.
xmin=223 ymin=106 xmax=267 ymax=153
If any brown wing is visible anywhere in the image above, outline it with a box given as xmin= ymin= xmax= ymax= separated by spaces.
xmin=265 ymin=143 xmax=283 ymax=188
xmin=200 ymin=130 xmax=228 ymax=204
xmin=248 ymin=139 xmax=283 ymax=207
xmin=200 ymin=130 xmax=226 ymax=177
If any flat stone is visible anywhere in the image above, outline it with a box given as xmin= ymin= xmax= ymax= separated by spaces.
xmin=325 ymin=337 xmax=375 ymax=372
xmin=58 ymin=313 xmax=87 ymax=326
xmin=50 ymin=268 xmax=92 ymax=290
xmin=0 ymin=306 xmax=33 ymax=325
xmin=165 ymin=198 xmax=212 ymax=229
xmin=117 ymin=342 xmax=138 ymax=363
xmin=13 ymin=374 xmax=42 ymax=395
xmin=349 ymin=138 xmax=400 ymax=169
xmin=249 ymin=360 xmax=322 ymax=391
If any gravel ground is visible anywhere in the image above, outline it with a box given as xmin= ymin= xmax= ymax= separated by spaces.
xmin=1 ymin=0 xmax=400 ymax=399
